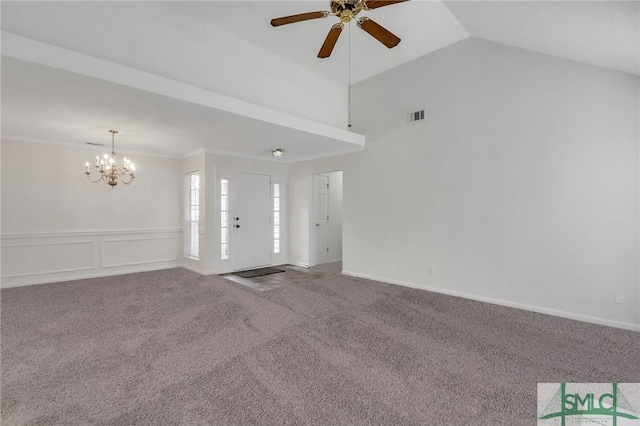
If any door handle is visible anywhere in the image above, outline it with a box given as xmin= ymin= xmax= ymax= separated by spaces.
xmin=235 ymin=224 xmax=240 ymax=229
xmin=316 ymin=223 xmax=320 ymax=227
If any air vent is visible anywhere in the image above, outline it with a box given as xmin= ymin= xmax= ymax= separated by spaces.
xmin=408 ymin=109 xmax=425 ymax=123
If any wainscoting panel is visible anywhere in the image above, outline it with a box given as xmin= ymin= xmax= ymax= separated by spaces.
xmin=2 ymin=241 xmax=94 ymax=278
xmin=102 ymin=236 xmax=180 ymax=268
xmin=1 ymin=229 xmax=182 ymax=288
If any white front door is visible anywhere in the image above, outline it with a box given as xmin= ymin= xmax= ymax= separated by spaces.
xmin=233 ymin=173 xmax=271 ymax=271
xmin=313 ymin=174 xmax=329 ymax=265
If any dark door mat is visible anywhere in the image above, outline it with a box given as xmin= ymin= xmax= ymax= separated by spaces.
xmin=233 ymin=267 xmax=285 ymax=278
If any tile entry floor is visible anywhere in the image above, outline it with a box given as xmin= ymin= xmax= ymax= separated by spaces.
xmin=222 ymin=264 xmax=336 ymax=291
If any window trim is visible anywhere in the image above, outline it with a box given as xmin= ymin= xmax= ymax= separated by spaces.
xmin=186 ymin=171 xmax=200 ymax=260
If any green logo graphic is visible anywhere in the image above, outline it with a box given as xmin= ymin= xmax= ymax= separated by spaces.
xmin=539 ymin=383 xmax=639 ymax=426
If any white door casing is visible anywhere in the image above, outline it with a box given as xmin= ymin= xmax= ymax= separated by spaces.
xmin=313 ymin=174 xmax=329 ymax=266
xmin=233 ymin=173 xmax=271 ymax=271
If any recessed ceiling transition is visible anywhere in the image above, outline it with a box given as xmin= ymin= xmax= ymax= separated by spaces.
xmin=1 ymin=1 xmax=637 ymax=161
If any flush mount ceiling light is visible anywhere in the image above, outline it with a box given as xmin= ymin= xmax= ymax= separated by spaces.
xmin=84 ymin=130 xmax=136 ymax=187
xmin=272 ymin=148 xmax=284 ymax=157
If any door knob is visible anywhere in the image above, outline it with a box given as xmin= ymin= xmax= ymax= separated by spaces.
xmin=316 ymin=223 xmax=320 ymax=227
xmin=235 ymin=224 xmax=240 ymax=229
xmin=235 ymin=217 xmax=239 ymax=221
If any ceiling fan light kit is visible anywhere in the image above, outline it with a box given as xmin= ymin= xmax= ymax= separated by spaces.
xmin=271 ymin=0 xmax=408 ymax=58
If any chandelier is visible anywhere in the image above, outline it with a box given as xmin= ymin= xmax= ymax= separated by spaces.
xmin=84 ymin=130 xmax=135 ymax=187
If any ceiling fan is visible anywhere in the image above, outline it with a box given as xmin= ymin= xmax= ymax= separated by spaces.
xmin=270 ymin=0 xmax=408 ymax=59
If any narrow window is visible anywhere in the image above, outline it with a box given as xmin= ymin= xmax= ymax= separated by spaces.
xmin=273 ymin=183 xmax=280 ymax=254
xmin=220 ymin=178 xmax=229 ymax=260
xmin=187 ymin=172 xmax=199 ymax=259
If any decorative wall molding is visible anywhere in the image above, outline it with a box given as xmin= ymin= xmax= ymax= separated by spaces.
xmin=341 ymin=270 xmax=640 ymax=333
xmin=1 ymin=135 xmax=180 ymax=160
xmin=1 ymin=229 xmax=182 ymax=288
xmin=2 ymin=241 xmax=94 ymax=278
xmin=101 ymin=236 xmax=179 ymax=268
xmin=1 ymin=228 xmax=182 ymax=240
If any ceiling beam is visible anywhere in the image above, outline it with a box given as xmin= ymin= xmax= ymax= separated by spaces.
xmin=1 ymin=31 xmax=365 ymax=150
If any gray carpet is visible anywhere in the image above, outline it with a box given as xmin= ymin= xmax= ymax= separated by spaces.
xmin=312 ymin=261 xmax=343 ymax=275
xmin=1 ymin=267 xmax=638 ymax=425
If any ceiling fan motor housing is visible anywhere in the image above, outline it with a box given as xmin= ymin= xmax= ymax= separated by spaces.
xmin=332 ymin=0 xmax=364 ymax=22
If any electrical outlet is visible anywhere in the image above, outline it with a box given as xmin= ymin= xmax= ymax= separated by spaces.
xmin=614 ymin=291 xmax=624 ymax=304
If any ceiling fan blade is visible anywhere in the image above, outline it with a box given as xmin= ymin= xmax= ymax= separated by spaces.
xmin=363 ymin=0 xmax=409 ymax=10
xmin=271 ymin=11 xmax=329 ymax=27
xmin=318 ymin=23 xmax=344 ymax=58
xmin=358 ymin=17 xmax=401 ymax=48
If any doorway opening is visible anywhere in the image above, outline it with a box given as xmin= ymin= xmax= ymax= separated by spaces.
xmin=311 ymin=171 xmax=343 ymax=267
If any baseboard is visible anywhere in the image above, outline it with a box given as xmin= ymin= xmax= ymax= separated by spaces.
xmin=179 ymin=261 xmax=205 ymax=276
xmin=289 ymin=261 xmax=310 ymax=268
xmin=341 ymin=270 xmax=640 ymax=333
xmin=1 ymin=261 xmax=180 ymax=288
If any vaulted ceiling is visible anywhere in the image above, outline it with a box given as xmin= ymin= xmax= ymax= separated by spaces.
xmin=1 ymin=1 xmax=637 ymax=162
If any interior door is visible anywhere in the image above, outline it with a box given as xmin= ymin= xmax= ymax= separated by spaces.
xmin=233 ymin=173 xmax=271 ymax=270
xmin=313 ymin=174 xmax=329 ymax=265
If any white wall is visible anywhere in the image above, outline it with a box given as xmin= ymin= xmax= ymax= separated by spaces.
xmin=326 ymin=171 xmax=343 ymax=263
xmin=0 ymin=140 xmax=290 ymax=287
xmin=289 ymin=38 xmax=640 ymax=330
xmin=1 ymin=139 xmax=183 ymax=287
xmin=290 ymin=155 xmax=356 ymax=267
xmin=2 ymin=1 xmax=347 ymax=128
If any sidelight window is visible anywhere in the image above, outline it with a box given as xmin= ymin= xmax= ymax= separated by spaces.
xmin=220 ymin=179 xmax=229 ymax=260
xmin=220 ymin=178 xmax=229 ymax=260
xmin=273 ymin=183 xmax=280 ymax=254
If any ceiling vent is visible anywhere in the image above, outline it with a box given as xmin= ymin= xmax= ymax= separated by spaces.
xmin=408 ymin=109 xmax=425 ymax=123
